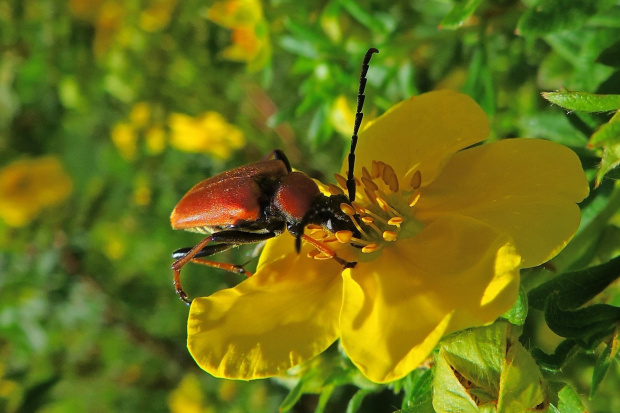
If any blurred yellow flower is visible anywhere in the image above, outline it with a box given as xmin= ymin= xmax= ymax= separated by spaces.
xmin=0 ymin=156 xmax=73 ymax=227
xmin=330 ymin=95 xmax=356 ymax=136
xmin=129 ymin=101 xmax=152 ymax=128
xmin=168 ymin=111 xmax=245 ymax=160
xmin=111 ymin=122 xmax=138 ymax=161
xmin=206 ymin=0 xmax=271 ymax=70
xmin=139 ymin=0 xmax=178 ymax=32
xmin=186 ymin=91 xmax=589 ymax=383
xmin=168 ymin=373 xmax=213 ymax=413
xmin=144 ymin=125 xmax=167 ymax=155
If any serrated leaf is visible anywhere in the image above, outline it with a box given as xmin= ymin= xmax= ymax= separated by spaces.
xmin=590 ymin=111 xmax=620 ymax=148
xmin=516 ymin=0 xmax=613 ymax=36
xmin=557 ymin=384 xmax=586 ymax=413
xmin=542 ymin=91 xmax=620 ymax=112
xmin=400 ymin=369 xmax=434 ymax=412
xmin=439 ymin=0 xmax=484 ymax=30
xmin=529 ymin=255 xmax=620 ymax=311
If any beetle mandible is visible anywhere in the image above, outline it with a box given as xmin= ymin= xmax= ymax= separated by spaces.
xmin=170 ymin=48 xmax=379 ymax=304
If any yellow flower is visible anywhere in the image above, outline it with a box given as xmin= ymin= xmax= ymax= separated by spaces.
xmin=168 ymin=111 xmax=245 ymax=160
xmin=111 ymin=122 xmax=138 ymax=161
xmin=206 ymin=0 xmax=271 ymax=70
xmin=0 ymin=156 xmax=73 ymax=227
xmin=186 ymin=91 xmax=589 ymax=383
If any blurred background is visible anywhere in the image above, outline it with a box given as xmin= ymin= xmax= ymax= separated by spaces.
xmin=1 ymin=0 xmax=619 ymax=412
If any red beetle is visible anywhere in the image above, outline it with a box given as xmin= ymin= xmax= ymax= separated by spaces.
xmin=171 ymin=48 xmax=379 ymax=304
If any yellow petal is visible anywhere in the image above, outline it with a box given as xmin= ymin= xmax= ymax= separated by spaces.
xmin=416 ymin=138 xmax=589 ymax=267
xmin=345 ymin=90 xmax=489 ymax=187
xmin=188 ymin=233 xmax=343 ymax=379
xmin=340 ymin=215 xmax=520 ymax=383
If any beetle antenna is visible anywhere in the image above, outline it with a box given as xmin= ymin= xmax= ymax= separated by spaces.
xmin=346 ymin=47 xmax=379 ymax=203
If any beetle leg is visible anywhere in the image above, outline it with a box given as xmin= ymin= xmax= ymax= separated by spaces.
xmin=172 ymin=231 xmax=280 ymax=304
xmin=301 ymin=234 xmax=357 ymax=270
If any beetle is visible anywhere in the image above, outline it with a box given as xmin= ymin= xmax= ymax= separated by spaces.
xmin=170 ymin=48 xmax=379 ymax=304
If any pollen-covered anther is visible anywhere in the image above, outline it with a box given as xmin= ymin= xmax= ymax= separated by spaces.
xmin=383 ymin=230 xmax=398 ymax=242
xmin=362 ymin=243 xmax=379 ymax=253
xmin=388 ymin=217 xmax=403 ymax=227
xmin=336 ymin=230 xmax=353 ymax=243
xmin=362 ymin=176 xmax=379 ymax=192
xmin=362 ymin=166 xmax=372 ymax=181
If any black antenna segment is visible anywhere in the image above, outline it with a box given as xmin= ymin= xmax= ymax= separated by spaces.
xmin=346 ymin=48 xmax=379 ymax=203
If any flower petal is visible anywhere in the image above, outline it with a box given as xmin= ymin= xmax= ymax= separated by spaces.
xmin=345 ymin=90 xmax=489 ymax=186
xmin=340 ymin=214 xmax=520 ymax=383
xmin=188 ymin=233 xmax=343 ymax=379
xmin=416 ymin=138 xmax=589 ymax=267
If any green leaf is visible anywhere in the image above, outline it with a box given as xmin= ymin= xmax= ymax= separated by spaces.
xmin=516 ymin=0 xmax=613 ymax=36
xmin=501 ymin=286 xmax=528 ymax=326
xmin=400 ymin=369 xmax=434 ymax=412
xmin=338 ymin=0 xmax=390 ymax=34
xmin=590 ymin=111 xmax=620 ymax=147
xmin=590 ymin=334 xmax=615 ymax=398
xmin=557 ymin=384 xmax=586 ymax=413
xmin=528 ymin=255 xmax=620 ymax=311
xmin=544 ymin=293 xmax=620 ymax=343
xmin=439 ymin=0 xmax=484 ymax=30
xmin=596 ymin=40 xmax=620 ymax=67
xmin=433 ymin=323 xmax=547 ymax=412
xmin=345 ymin=388 xmax=374 ymax=413
xmin=542 ymin=91 xmax=620 ymax=112
xmin=531 ymin=339 xmax=579 ymax=372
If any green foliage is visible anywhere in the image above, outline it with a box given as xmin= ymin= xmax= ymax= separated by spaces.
xmin=2 ymin=0 xmax=620 ymax=412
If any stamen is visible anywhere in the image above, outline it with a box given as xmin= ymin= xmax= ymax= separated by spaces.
xmin=362 ymin=166 xmax=372 ymax=181
xmin=348 ymin=237 xmax=373 ymax=247
xmin=381 ymin=164 xmax=399 ymax=193
xmin=383 ymin=230 xmax=398 ymax=241
xmin=328 ymin=183 xmax=344 ymax=195
xmin=388 ymin=217 xmax=404 ymax=227
xmin=363 ymin=188 xmax=377 ymax=204
xmin=341 ymin=202 xmax=369 ymax=238
xmin=361 ymin=208 xmax=389 ymax=226
xmin=362 ymin=243 xmax=379 ymax=253
xmin=361 ymin=216 xmax=382 ymax=237
xmin=307 ymin=224 xmax=323 ymax=230
xmin=410 ymin=170 xmax=422 ymax=190
xmin=362 ymin=176 xmax=378 ymax=192
xmin=334 ymin=173 xmax=348 ymax=190
xmin=375 ymin=196 xmax=403 ymax=218
xmin=408 ymin=192 xmax=421 ymax=207
xmin=336 ymin=230 xmax=353 ymax=243
xmin=371 ymin=160 xmax=381 ymax=179
xmin=340 ymin=203 xmax=356 ymax=216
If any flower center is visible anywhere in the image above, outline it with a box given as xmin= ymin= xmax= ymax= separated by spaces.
xmin=307 ymin=160 xmax=424 ymax=261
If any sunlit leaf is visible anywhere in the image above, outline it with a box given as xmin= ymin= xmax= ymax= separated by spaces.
xmin=517 ymin=0 xmax=614 ymax=36
xmin=542 ymin=91 xmax=620 ymax=113
xmin=439 ymin=0 xmax=484 ymax=30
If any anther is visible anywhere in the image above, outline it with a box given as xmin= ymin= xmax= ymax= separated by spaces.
xmin=376 ymin=196 xmax=403 ymax=217
xmin=383 ymin=230 xmax=398 ymax=241
xmin=408 ymin=192 xmax=421 ymax=207
xmin=381 ymin=164 xmax=399 ymax=193
xmin=336 ymin=230 xmax=353 ymax=243
xmin=307 ymin=224 xmax=323 ymax=230
xmin=340 ymin=203 xmax=356 ymax=217
xmin=362 ymin=166 xmax=372 ymax=181
xmin=361 ymin=216 xmax=382 ymax=237
xmin=410 ymin=170 xmax=422 ymax=190
xmin=371 ymin=160 xmax=381 ymax=179
xmin=362 ymin=243 xmax=379 ymax=253
xmin=334 ymin=173 xmax=348 ymax=190
xmin=364 ymin=188 xmax=377 ymax=204
xmin=328 ymin=183 xmax=344 ymax=195
xmin=362 ymin=176 xmax=379 ymax=192
xmin=388 ymin=217 xmax=404 ymax=227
